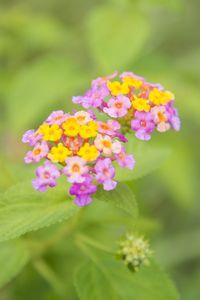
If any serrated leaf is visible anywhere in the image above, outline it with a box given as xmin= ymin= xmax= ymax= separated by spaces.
xmin=0 ymin=181 xmax=79 ymax=242
xmin=86 ymin=5 xmax=150 ymax=72
xmin=95 ymin=182 xmax=138 ymax=219
xmin=0 ymin=240 xmax=29 ymax=288
xmin=75 ymin=258 xmax=179 ymax=300
xmin=116 ymin=137 xmax=171 ymax=181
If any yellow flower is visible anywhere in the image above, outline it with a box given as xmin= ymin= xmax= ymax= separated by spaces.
xmin=38 ymin=124 xmax=62 ymax=141
xmin=107 ymin=81 xmax=129 ymax=96
xmin=149 ymin=88 xmax=174 ymax=105
xmin=79 ymin=121 xmax=98 ymax=139
xmin=62 ymin=117 xmax=80 ymax=137
xmin=122 ymin=76 xmax=143 ymax=89
xmin=132 ymin=97 xmax=150 ymax=112
xmin=77 ymin=143 xmax=99 ymax=161
xmin=48 ymin=143 xmax=72 ymax=163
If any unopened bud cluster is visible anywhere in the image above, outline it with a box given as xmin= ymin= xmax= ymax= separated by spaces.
xmin=117 ymin=233 xmax=152 ymax=272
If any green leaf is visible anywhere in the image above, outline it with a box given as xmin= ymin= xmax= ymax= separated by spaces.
xmin=0 ymin=240 xmax=29 ymax=288
xmin=95 ymin=182 xmax=138 ymax=219
xmin=86 ymin=5 xmax=150 ymax=72
xmin=116 ymin=138 xmax=171 ymax=181
xmin=0 ymin=181 xmax=79 ymax=242
xmin=74 ymin=258 xmax=179 ymax=300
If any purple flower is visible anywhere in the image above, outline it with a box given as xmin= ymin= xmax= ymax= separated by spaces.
xmin=69 ymin=174 xmax=97 ymax=206
xmin=24 ymin=141 xmax=49 ymax=164
xmin=91 ymin=71 xmax=118 ymax=89
xmin=32 ymin=161 xmax=60 ymax=192
xmin=73 ymin=85 xmax=109 ymax=109
xmin=46 ymin=110 xmax=68 ymax=125
xmin=166 ymin=103 xmax=181 ymax=131
xmin=103 ymin=95 xmax=131 ymax=118
xmin=22 ymin=129 xmax=42 ymax=146
xmin=95 ymin=158 xmax=117 ymax=191
xmin=116 ymin=147 xmax=135 ymax=169
xmin=131 ymin=111 xmax=155 ymax=140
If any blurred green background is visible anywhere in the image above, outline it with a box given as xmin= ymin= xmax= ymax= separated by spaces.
xmin=0 ymin=0 xmax=199 ymax=299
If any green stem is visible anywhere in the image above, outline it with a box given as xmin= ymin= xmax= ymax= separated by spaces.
xmin=33 ymin=258 xmax=65 ymax=296
xmin=76 ymin=233 xmax=114 ymax=255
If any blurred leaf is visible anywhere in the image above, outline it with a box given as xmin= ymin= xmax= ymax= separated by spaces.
xmin=141 ymin=0 xmax=183 ymax=11
xmin=0 ymin=239 xmax=29 ymax=288
xmin=181 ymin=269 xmax=200 ymax=300
xmin=176 ymin=47 xmax=200 ymax=77
xmin=86 ymin=5 xmax=150 ymax=72
xmin=0 ymin=10 xmax=68 ymax=58
xmin=0 ymin=181 xmax=79 ymax=242
xmin=95 ymin=182 xmax=138 ymax=218
xmin=7 ymin=54 xmax=86 ymax=134
xmin=75 ymin=257 xmax=179 ymax=300
xmin=116 ymin=137 xmax=171 ymax=181
xmin=154 ymin=228 xmax=200 ymax=268
xmin=158 ymin=143 xmax=196 ymax=208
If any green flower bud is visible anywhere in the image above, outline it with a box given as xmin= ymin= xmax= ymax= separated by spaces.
xmin=117 ymin=232 xmax=153 ymax=272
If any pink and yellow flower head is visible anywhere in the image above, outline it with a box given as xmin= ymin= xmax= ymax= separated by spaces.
xmin=73 ymin=71 xmax=180 ymax=141
xmin=22 ymin=110 xmax=134 ymax=206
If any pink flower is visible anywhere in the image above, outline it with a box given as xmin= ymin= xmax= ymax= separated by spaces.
xmin=116 ymin=147 xmax=135 ymax=169
xmin=24 ymin=141 xmax=49 ymax=164
xmin=74 ymin=111 xmax=91 ymax=125
xmin=32 ymin=161 xmax=60 ymax=192
xmin=94 ymin=134 xmax=121 ymax=156
xmin=151 ymin=106 xmax=170 ymax=132
xmin=22 ymin=129 xmax=42 ymax=146
xmin=46 ymin=110 xmax=69 ymax=125
xmin=95 ymin=158 xmax=117 ymax=191
xmin=103 ymin=95 xmax=131 ymax=118
xmin=97 ymin=120 xmax=120 ymax=136
xmin=63 ymin=156 xmax=88 ymax=183
xmin=131 ymin=111 xmax=155 ymax=140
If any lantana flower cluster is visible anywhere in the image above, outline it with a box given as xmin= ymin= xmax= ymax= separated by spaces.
xmin=22 ymin=110 xmax=135 ymax=206
xmin=73 ymin=71 xmax=180 ymax=140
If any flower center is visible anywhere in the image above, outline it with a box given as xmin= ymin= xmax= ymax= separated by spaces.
xmin=158 ymin=112 xmax=166 ymax=122
xmin=103 ymin=168 xmax=110 ymax=177
xmin=55 ymin=116 xmax=62 ymax=120
xmin=72 ymin=163 xmax=80 ymax=173
xmin=80 ymin=184 xmax=86 ymax=191
xmin=115 ymin=102 xmax=123 ymax=109
xmin=33 ymin=148 xmax=41 ymax=155
xmin=102 ymin=140 xmax=111 ymax=148
xmin=140 ymin=120 xmax=146 ymax=127
xmin=43 ymin=171 xmax=50 ymax=179
xmin=77 ymin=116 xmax=85 ymax=122
xmin=119 ymin=152 xmax=125 ymax=160
xmin=49 ymin=129 xmax=55 ymax=135
xmin=101 ymin=124 xmax=109 ymax=130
